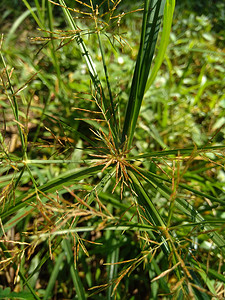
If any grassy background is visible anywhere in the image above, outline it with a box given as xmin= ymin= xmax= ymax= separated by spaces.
xmin=0 ymin=0 xmax=225 ymax=299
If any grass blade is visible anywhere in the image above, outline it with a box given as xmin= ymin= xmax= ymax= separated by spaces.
xmin=128 ymin=171 xmax=170 ymax=255
xmin=43 ymin=253 xmax=65 ymax=300
xmin=106 ymin=236 xmax=119 ymax=300
xmin=130 ymin=145 xmax=225 ymax=159
xmin=145 ymin=0 xmax=176 ymax=92
xmin=122 ymin=0 xmax=166 ymax=147
xmin=22 ymin=0 xmax=43 ymax=28
xmin=62 ymin=238 xmax=86 ymax=300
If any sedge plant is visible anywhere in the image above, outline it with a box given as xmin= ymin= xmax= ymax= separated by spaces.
xmin=1 ymin=0 xmax=225 ymax=299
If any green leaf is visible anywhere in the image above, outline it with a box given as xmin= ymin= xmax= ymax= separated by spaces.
xmin=122 ymin=0 xmax=166 ymax=148
xmin=43 ymin=253 xmax=65 ymax=300
xmin=128 ymin=171 xmax=170 ymax=255
xmin=62 ymin=239 xmax=86 ymax=300
xmin=145 ymin=0 xmax=176 ymax=92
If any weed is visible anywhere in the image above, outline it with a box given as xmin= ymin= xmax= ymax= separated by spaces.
xmin=0 ymin=0 xmax=225 ymax=299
